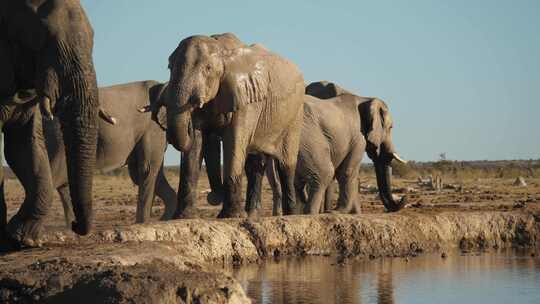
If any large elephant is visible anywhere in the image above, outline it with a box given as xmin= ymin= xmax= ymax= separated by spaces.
xmin=139 ymin=34 xmax=242 ymax=219
xmin=1 ymin=0 xmax=99 ymax=249
xmin=45 ymin=80 xmax=177 ymax=225
xmin=162 ymin=33 xmax=305 ymax=218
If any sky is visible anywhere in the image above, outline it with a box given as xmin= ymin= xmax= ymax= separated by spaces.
xmin=81 ymin=0 xmax=540 ymax=165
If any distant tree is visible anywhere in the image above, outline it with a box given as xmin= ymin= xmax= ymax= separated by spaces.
xmin=438 ymin=153 xmax=447 ymax=161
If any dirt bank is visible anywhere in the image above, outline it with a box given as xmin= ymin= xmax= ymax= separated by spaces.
xmin=1 ymin=211 xmax=538 ymax=303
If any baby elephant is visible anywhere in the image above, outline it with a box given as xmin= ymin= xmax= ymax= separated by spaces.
xmin=45 ymin=80 xmax=176 ymax=225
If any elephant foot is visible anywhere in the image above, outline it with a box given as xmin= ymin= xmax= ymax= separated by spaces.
xmin=207 ymin=191 xmax=225 ymax=206
xmin=282 ymin=203 xmax=300 ymax=216
xmin=160 ymin=206 xmax=176 ymax=221
xmin=4 ymin=216 xmax=44 ymax=250
xmin=247 ymin=208 xmax=261 ymax=221
xmin=217 ymin=204 xmax=247 ymax=219
xmin=0 ymin=232 xmax=21 ymax=253
xmin=174 ymin=206 xmax=201 ymax=219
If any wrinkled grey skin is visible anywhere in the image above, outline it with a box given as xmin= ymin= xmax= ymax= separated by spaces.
xmin=0 ymin=0 xmax=99 ymax=250
xmin=264 ymin=81 xmax=407 ymax=215
xmin=45 ymin=81 xmax=177 ymax=225
xmin=163 ymin=33 xmax=305 ymax=218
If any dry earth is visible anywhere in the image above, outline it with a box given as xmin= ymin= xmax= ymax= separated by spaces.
xmin=1 ymin=172 xmax=539 ymax=303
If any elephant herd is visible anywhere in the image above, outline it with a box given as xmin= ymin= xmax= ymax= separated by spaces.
xmin=0 ymin=1 xmax=406 ymax=251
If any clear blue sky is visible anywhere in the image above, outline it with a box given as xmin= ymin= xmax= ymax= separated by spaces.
xmin=82 ymin=0 xmax=540 ymax=165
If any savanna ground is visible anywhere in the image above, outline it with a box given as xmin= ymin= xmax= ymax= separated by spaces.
xmin=5 ymin=160 xmax=540 ymax=233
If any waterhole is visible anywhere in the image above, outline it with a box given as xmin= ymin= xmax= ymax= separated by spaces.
xmin=232 ymin=250 xmax=539 ymax=304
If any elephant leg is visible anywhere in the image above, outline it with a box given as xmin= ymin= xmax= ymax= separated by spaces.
xmin=333 ymin=149 xmax=363 ymax=214
xmin=155 ymin=166 xmax=177 ymax=220
xmin=245 ymin=153 xmax=267 ymax=219
xmin=305 ymin=181 xmax=329 ymax=215
xmin=0 ymin=132 xmax=5 ymax=239
xmin=57 ymin=184 xmax=75 ymax=228
xmin=174 ymin=129 xmax=204 ymax=219
xmin=218 ymin=128 xmax=248 ymax=219
xmin=133 ymin=137 xmax=162 ymax=223
xmin=294 ymin=178 xmax=308 ymax=214
xmin=275 ymin=129 xmax=301 ymax=215
xmin=324 ymin=181 xmax=337 ymax=212
xmin=265 ymin=158 xmax=282 ymax=216
xmin=334 ymin=172 xmax=360 ymax=214
xmin=203 ymin=131 xmax=224 ymax=206
xmin=4 ymin=110 xmax=53 ymax=248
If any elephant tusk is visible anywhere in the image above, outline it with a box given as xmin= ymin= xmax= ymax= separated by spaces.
xmin=39 ymin=96 xmax=54 ymax=120
xmin=138 ymin=105 xmax=151 ymax=113
xmin=99 ymin=108 xmax=117 ymax=125
xmin=198 ymin=101 xmax=204 ymax=108
xmin=392 ymin=153 xmax=407 ymax=164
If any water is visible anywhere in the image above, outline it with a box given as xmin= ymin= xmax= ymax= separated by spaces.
xmin=232 ymin=250 xmax=540 ymax=304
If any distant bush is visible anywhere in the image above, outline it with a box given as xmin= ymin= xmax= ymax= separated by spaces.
xmin=391 ymin=161 xmax=416 ymax=178
xmin=358 ymin=159 xmax=540 ymax=180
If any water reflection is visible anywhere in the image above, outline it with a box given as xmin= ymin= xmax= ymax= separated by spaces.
xmin=231 ymin=250 xmax=539 ymax=304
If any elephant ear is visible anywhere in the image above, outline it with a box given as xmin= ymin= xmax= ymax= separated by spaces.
xmin=216 ymin=69 xmax=269 ymax=113
xmin=148 ymin=82 xmax=168 ymax=129
xmin=361 ymin=98 xmax=390 ymax=153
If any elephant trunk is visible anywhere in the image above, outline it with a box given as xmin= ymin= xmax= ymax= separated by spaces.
xmin=61 ymin=70 xmax=99 ymax=236
xmin=166 ymin=87 xmax=194 ymax=152
xmin=374 ymin=155 xmax=406 ymax=212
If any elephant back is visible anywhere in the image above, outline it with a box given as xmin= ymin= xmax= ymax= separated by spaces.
xmin=305 ymin=81 xmax=353 ymax=99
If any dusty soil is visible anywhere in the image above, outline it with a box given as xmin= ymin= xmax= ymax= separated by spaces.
xmin=5 ymin=173 xmax=540 ymax=232
xmin=1 ymin=173 xmax=539 ymax=303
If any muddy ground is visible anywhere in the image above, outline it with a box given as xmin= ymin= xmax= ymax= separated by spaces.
xmin=1 ymin=173 xmax=539 ymax=303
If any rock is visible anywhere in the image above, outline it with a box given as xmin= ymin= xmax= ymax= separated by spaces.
xmin=395 ymin=187 xmax=417 ymax=194
xmin=360 ymin=185 xmax=378 ymax=194
xmin=513 ymin=177 xmax=527 ymax=187
xmin=513 ymin=201 xmax=526 ymax=209
xmin=444 ymin=183 xmax=462 ymax=192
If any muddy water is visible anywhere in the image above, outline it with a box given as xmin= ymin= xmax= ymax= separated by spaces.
xmin=232 ymin=251 xmax=540 ymax=304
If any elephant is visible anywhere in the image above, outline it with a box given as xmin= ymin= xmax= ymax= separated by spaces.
xmin=257 ymin=81 xmax=407 ymax=215
xmin=45 ymin=80 xmax=178 ymax=225
xmin=139 ymin=33 xmax=243 ymax=219
xmin=295 ymin=93 xmax=407 ymax=214
xmin=1 ymin=0 xmax=99 ymax=249
xmin=161 ymin=32 xmax=305 ymax=218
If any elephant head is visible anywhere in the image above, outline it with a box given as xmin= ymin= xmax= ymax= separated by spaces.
xmin=305 ymin=81 xmax=352 ymax=99
xmin=165 ymin=33 xmax=245 ymax=152
xmin=1 ymin=1 xmax=99 ymax=235
xmin=359 ymin=98 xmax=407 ymax=212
